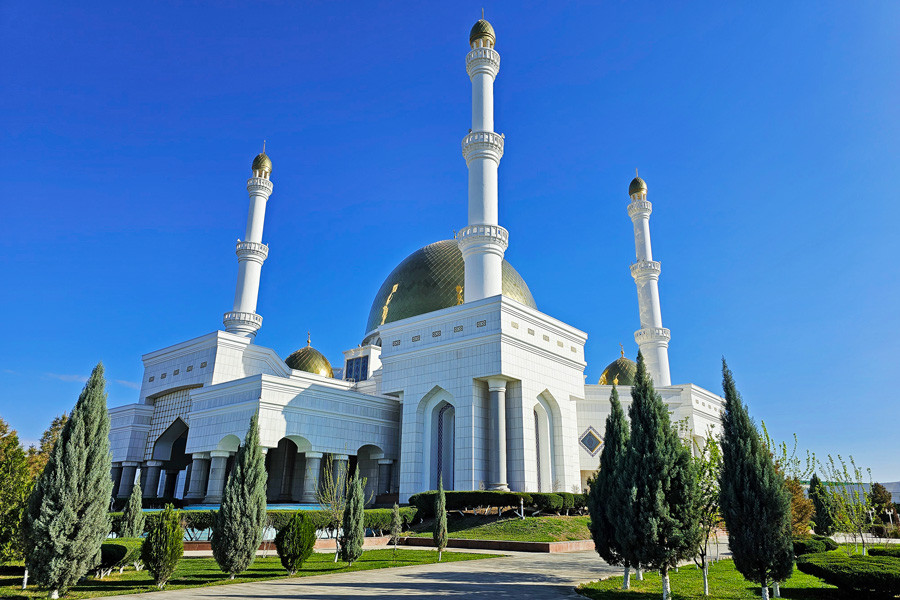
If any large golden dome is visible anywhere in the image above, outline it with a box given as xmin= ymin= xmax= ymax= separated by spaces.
xmin=363 ymin=240 xmax=536 ymax=345
xmin=285 ymin=338 xmax=333 ymax=378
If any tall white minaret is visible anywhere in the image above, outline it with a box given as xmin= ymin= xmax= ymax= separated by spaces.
xmin=628 ymin=173 xmax=672 ymax=386
xmin=457 ymin=16 xmax=508 ymax=302
xmin=223 ymin=148 xmax=273 ymax=340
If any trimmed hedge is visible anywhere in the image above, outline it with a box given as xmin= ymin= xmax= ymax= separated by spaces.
xmin=530 ymin=493 xmax=563 ymax=513
xmin=797 ymin=551 xmax=900 ymax=597
xmin=409 ymin=491 xmax=532 ymax=518
xmin=557 ymin=492 xmax=576 ymax=511
xmin=812 ymin=535 xmax=839 ymax=551
xmin=869 ymin=547 xmax=900 ymax=559
xmin=793 ymin=538 xmax=826 ymax=556
xmin=110 ymin=507 xmax=417 ymax=536
xmin=99 ymin=538 xmax=143 ymax=570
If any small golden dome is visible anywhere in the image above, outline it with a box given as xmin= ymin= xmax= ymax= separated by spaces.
xmin=599 ymin=350 xmax=637 ymax=386
xmin=470 ymin=19 xmax=495 ymax=46
xmin=285 ymin=335 xmax=333 ymax=378
xmin=629 ymin=176 xmax=647 ymax=197
xmin=252 ymin=152 xmax=272 ymax=175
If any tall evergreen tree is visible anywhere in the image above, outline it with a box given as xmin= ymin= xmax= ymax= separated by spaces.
xmin=140 ymin=503 xmax=183 ymax=589
xmin=274 ymin=512 xmax=316 ymax=575
xmin=211 ymin=413 xmax=267 ymax=579
xmin=340 ymin=474 xmax=365 ymax=566
xmin=719 ymin=359 xmax=793 ymax=600
xmin=587 ymin=384 xmax=632 ymax=588
xmin=23 ymin=363 xmax=113 ymax=598
xmin=434 ymin=476 xmax=448 ymax=561
xmin=120 ymin=481 xmax=145 ymax=539
xmin=808 ymin=473 xmax=836 ymax=536
xmin=618 ymin=352 xmax=701 ymax=600
xmin=0 ymin=418 xmax=31 ymax=563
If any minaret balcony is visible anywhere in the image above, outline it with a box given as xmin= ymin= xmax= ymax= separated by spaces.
xmin=466 ymin=47 xmax=500 ymax=78
xmin=246 ymin=177 xmax=274 ymax=195
xmin=630 ymin=260 xmax=661 ymax=281
xmin=235 ymin=240 xmax=269 ymax=262
xmin=634 ymin=326 xmax=671 ymax=345
xmin=223 ymin=311 xmax=263 ymax=336
xmin=627 ymin=199 xmax=653 ymax=219
xmin=456 ymin=224 xmax=509 ymax=255
xmin=462 ymin=130 xmax=504 ymax=165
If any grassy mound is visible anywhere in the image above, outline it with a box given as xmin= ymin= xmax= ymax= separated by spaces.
xmin=409 ymin=514 xmax=591 ymax=542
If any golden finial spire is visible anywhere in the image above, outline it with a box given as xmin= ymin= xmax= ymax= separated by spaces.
xmin=635 ymin=167 xmax=639 ymax=177
xmin=263 ymin=140 xmax=266 ymax=153
xmin=482 ymin=7 xmax=484 ymax=19
xmin=620 ymin=343 xmax=625 ymax=358
xmin=307 ymin=331 xmax=311 ymax=347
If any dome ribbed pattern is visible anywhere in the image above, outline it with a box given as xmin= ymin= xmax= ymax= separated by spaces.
xmin=629 ymin=176 xmax=647 ymax=196
xmin=252 ymin=152 xmax=272 ymax=175
xmin=363 ymin=240 xmax=535 ymax=344
xmin=285 ymin=346 xmax=333 ymax=378
xmin=469 ymin=19 xmax=495 ymax=45
xmin=599 ymin=356 xmax=638 ymax=386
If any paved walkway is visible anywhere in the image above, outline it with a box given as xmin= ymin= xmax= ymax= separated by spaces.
xmin=113 ymin=542 xmax=733 ymax=599
xmin=110 ymin=550 xmax=620 ymax=599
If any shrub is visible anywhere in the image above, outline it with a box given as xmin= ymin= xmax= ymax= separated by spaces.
xmin=530 ymin=493 xmax=563 ymax=513
xmin=557 ymin=492 xmax=576 ymax=511
xmin=869 ymin=547 xmax=900 ymax=559
xmin=141 ymin=504 xmax=183 ymax=589
xmin=573 ymin=492 xmax=588 ymax=512
xmin=97 ymin=538 xmax=143 ymax=576
xmin=797 ymin=551 xmax=900 ymax=597
xmin=409 ymin=491 xmax=530 ymax=517
xmin=812 ymin=535 xmax=839 ymax=551
xmin=274 ymin=512 xmax=316 ymax=575
xmin=793 ymin=538 xmax=826 ymax=556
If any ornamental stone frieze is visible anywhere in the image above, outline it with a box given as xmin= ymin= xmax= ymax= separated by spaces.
xmin=246 ymin=177 xmax=274 ymax=195
xmin=223 ymin=311 xmax=263 ymax=336
xmin=456 ymin=223 xmax=509 ymax=255
xmin=466 ymin=47 xmax=500 ymax=78
xmin=630 ymin=259 xmax=661 ymax=280
xmin=627 ymin=199 xmax=653 ymax=219
xmin=462 ymin=130 xmax=504 ymax=165
xmin=634 ymin=326 xmax=671 ymax=345
xmin=235 ymin=240 xmax=269 ymax=262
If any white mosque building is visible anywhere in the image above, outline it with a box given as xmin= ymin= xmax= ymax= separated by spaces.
xmin=108 ymin=18 xmax=725 ymax=506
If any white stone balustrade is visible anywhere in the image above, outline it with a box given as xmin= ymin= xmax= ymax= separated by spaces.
xmin=630 ymin=259 xmax=661 ymax=280
xmin=466 ymin=47 xmax=500 ymax=77
xmin=461 ymin=130 xmax=504 ymax=165
xmin=627 ymin=199 xmax=653 ymax=219
xmin=634 ymin=326 xmax=671 ymax=344
xmin=246 ymin=177 xmax=273 ymax=195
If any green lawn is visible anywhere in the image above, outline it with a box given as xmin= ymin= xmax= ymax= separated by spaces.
xmin=0 ymin=549 xmax=496 ymax=599
xmin=409 ymin=514 xmax=592 ymax=542
xmin=577 ymin=559 xmax=849 ymax=599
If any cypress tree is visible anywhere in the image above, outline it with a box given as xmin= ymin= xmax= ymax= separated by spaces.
xmin=719 ymin=359 xmax=793 ymax=600
xmin=23 ymin=362 xmax=113 ymax=598
xmin=274 ymin=512 xmax=316 ymax=575
xmin=587 ymin=384 xmax=632 ymax=588
xmin=339 ymin=474 xmax=365 ymax=566
xmin=140 ymin=503 xmax=183 ymax=588
xmin=434 ymin=475 xmax=448 ymax=561
xmin=0 ymin=418 xmax=31 ymax=564
xmin=120 ymin=481 xmax=145 ymax=539
xmin=211 ymin=413 xmax=267 ymax=579
xmin=808 ymin=473 xmax=836 ymax=536
xmin=618 ymin=352 xmax=701 ymax=600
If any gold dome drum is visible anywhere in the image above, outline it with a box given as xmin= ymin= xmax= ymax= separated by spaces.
xmin=285 ymin=345 xmax=333 ymax=378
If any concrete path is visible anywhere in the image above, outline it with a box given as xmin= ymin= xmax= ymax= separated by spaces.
xmin=108 ymin=550 xmax=620 ymax=599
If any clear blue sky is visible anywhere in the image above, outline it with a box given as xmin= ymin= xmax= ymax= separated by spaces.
xmin=2 ymin=2 xmax=898 ymax=479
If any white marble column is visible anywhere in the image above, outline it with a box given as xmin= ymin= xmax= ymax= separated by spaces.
xmin=110 ymin=464 xmax=123 ymax=498
xmin=117 ymin=462 xmax=139 ymax=499
xmin=204 ymin=450 xmax=231 ymax=503
xmin=185 ymin=454 xmax=211 ymax=502
xmin=332 ymin=454 xmax=349 ymax=496
xmin=377 ymin=459 xmax=394 ymax=494
xmin=487 ymin=377 xmax=509 ymax=491
xmin=300 ymin=452 xmax=323 ymax=503
xmin=143 ymin=460 xmax=164 ymax=498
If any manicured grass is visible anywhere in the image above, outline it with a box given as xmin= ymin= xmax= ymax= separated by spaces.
xmin=0 ymin=549 xmax=496 ymax=598
xmin=577 ymin=559 xmax=849 ymax=599
xmin=409 ymin=514 xmax=591 ymax=542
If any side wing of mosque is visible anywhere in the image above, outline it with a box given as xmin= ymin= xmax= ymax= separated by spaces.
xmin=108 ymin=18 xmax=724 ymax=506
